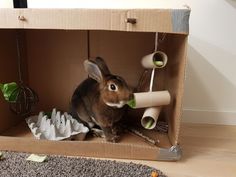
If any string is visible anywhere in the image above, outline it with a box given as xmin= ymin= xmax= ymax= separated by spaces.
xmin=149 ymin=68 xmax=155 ymax=92
xmin=154 ymin=32 xmax=158 ymax=52
xmin=149 ymin=32 xmax=158 ymax=92
xmin=16 ymin=31 xmax=23 ymax=84
xmin=87 ymin=30 xmax=90 ymax=59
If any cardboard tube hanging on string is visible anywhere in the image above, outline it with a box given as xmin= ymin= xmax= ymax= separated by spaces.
xmin=141 ymin=107 xmax=162 ymax=129
xmin=128 ymin=91 xmax=171 ymax=109
xmin=141 ymin=51 xmax=168 ymax=69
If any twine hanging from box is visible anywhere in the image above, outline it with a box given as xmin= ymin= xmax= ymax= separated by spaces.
xmin=8 ymin=31 xmax=39 ymax=117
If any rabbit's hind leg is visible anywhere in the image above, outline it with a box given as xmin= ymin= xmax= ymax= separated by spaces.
xmin=69 ymin=100 xmax=93 ymax=129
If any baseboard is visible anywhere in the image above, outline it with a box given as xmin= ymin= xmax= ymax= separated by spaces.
xmin=182 ymin=109 xmax=236 ymax=125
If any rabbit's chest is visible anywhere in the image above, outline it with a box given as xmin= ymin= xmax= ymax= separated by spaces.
xmin=93 ymin=106 xmax=125 ymax=127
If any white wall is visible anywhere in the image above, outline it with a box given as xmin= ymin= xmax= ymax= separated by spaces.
xmin=181 ymin=0 xmax=236 ymax=125
xmin=0 ymin=0 xmax=13 ymax=8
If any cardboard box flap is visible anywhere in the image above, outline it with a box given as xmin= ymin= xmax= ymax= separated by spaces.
xmin=0 ymin=8 xmax=190 ymax=34
xmin=127 ymin=9 xmax=190 ymax=34
xmin=27 ymin=0 xmax=189 ymax=10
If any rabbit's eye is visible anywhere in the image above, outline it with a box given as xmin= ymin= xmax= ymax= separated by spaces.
xmin=109 ymin=83 xmax=118 ymax=91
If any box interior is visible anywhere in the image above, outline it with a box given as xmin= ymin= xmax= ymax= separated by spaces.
xmin=0 ymin=29 xmax=187 ymax=151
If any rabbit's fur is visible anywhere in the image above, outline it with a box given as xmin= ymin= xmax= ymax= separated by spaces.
xmin=70 ymin=57 xmax=133 ymax=142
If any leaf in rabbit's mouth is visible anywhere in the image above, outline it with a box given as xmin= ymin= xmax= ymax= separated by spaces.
xmin=105 ymin=101 xmax=126 ymax=108
xmin=127 ymin=98 xmax=136 ymax=108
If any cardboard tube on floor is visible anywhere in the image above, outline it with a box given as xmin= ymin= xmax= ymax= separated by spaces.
xmin=141 ymin=107 xmax=161 ymax=129
xmin=131 ymin=91 xmax=170 ymax=109
xmin=141 ymin=51 xmax=168 ymax=69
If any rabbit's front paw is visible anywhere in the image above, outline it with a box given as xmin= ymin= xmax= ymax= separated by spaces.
xmin=106 ymin=134 xmax=120 ymax=143
xmin=91 ymin=128 xmax=105 ymax=138
xmin=111 ymin=125 xmax=123 ymax=135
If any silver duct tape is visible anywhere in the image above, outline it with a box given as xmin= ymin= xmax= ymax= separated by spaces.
xmin=171 ymin=9 xmax=190 ymax=34
xmin=157 ymin=145 xmax=182 ymax=161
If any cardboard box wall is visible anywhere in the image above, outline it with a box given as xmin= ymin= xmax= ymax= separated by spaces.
xmin=0 ymin=7 xmax=190 ymax=161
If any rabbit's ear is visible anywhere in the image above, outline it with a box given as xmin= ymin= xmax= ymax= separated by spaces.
xmin=84 ymin=59 xmax=103 ymax=83
xmin=95 ymin=57 xmax=111 ymax=75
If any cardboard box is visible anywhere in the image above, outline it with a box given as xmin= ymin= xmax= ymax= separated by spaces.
xmin=0 ymin=5 xmax=190 ymax=161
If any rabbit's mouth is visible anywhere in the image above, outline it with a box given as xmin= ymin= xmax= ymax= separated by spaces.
xmin=105 ymin=101 xmax=126 ymax=108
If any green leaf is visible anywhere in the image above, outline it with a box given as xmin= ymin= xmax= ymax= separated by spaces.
xmin=127 ymin=98 xmax=136 ymax=108
xmin=0 ymin=82 xmax=19 ymax=102
xmin=144 ymin=119 xmax=154 ymax=129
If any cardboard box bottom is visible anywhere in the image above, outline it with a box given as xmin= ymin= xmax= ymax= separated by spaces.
xmin=0 ymin=121 xmax=181 ymax=161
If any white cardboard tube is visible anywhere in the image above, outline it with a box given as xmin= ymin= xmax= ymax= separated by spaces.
xmin=141 ymin=51 xmax=168 ymax=69
xmin=133 ymin=91 xmax=170 ymax=108
xmin=141 ymin=107 xmax=161 ymax=129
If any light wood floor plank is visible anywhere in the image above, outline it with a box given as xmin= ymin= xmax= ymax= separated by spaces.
xmin=103 ymin=123 xmax=236 ymax=177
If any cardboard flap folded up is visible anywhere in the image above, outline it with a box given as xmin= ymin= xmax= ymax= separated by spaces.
xmin=0 ymin=8 xmax=190 ymax=34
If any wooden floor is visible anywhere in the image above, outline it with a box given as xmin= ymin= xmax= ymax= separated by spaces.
xmin=2 ymin=122 xmax=235 ymax=176
xmin=104 ymin=123 xmax=236 ymax=177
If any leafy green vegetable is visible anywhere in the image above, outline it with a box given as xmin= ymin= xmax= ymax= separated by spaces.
xmin=127 ymin=98 xmax=136 ymax=108
xmin=154 ymin=61 xmax=164 ymax=67
xmin=144 ymin=119 xmax=154 ymax=129
xmin=0 ymin=82 xmax=19 ymax=102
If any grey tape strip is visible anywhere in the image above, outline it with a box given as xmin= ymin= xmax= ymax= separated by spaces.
xmin=157 ymin=145 xmax=182 ymax=161
xmin=171 ymin=9 xmax=190 ymax=34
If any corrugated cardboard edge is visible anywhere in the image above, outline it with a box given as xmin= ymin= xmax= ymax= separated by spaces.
xmin=171 ymin=36 xmax=189 ymax=145
xmin=0 ymin=8 xmax=190 ymax=34
xmin=0 ymin=136 xmax=162 ymax=161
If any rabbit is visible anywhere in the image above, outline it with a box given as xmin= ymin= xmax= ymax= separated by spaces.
xmin=70 ymin=57 xmax=133 ymax=142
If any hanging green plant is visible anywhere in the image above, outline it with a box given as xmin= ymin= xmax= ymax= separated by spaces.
xmin=0 ymin=82 xmax=20 ymax=102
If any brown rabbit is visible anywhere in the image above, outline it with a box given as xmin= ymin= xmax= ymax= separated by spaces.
xmin=70 ymin=57 xmax=133 ymax=142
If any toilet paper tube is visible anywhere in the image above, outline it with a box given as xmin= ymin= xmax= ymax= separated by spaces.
xmin=141 ymin=51 xmax=168 ymax=69
xmin=128 ymin=91 xmax=171 ymax=109
xmin=141 ymin=107 xmax=161 ymax=129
